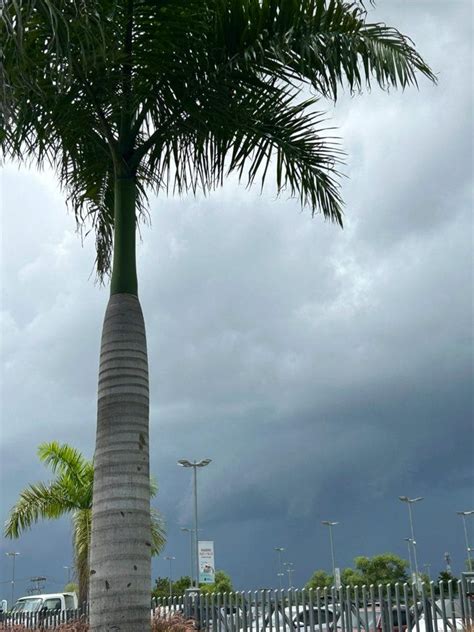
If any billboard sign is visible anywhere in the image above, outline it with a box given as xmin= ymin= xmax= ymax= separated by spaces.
xmin=198 ymin=540 xmax=215 ymax=584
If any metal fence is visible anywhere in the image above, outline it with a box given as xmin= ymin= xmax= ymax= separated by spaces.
xmin=0 ymin=603 xmax=88 ymax=628
xmin=154 ymin=577 xmax=474 ymax=632
xmin=1 ymin=577 xmax=473 ymax=630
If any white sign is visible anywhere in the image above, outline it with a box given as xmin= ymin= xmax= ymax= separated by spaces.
xmin=198 ymin=540 xmax=215 ymax=584
xmin=334 ymin=567 xmax=342 ymax=589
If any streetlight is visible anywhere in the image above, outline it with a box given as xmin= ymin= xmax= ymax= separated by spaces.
xmin=284 ymin=562 xmax=295 ymax=589
xmin=457 ymin=510 xmax=474 ymax=572
xmin=274 ymin=547 xmax=285 ymax=589
xmin=63 ymin=566 xmax=72 ymax=584
xmin=5 ymin=552 xmax=20 ymax=609
xmin=165 ymin=556 xmax=176 ymax=598
xmin=399 ymin=496 xmax=423 ymax=582
xmin=178 ymin=458 xmax=212 ymax=587
xmin=404 ymin=538 xmax=414 ymax=580
xmin=181 ymin=527 xmax=196 ymax=585
xmin=424 ymin=564 xmax=431 ymax=581
xmin=321 ymin=521 xmax=339 ymax=579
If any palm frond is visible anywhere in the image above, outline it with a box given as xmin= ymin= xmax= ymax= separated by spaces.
xmin=4 ymin=482 xmax=75 ymax=538
xmin=209 ymin=0 xmax=436 ymax=99
xmin=1 ymin=0 xmax=436 ymax=278
xmin=135 ymin=82 xmax=344 ymax=223
xmin=38 ymin=441 xmax=88 ymax=478
xmin=150 ymin=508 xmax=166 ymax=556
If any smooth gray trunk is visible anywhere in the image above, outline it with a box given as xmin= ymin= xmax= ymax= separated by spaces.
xmin=89 ymin=293 xmax=151 ymax=631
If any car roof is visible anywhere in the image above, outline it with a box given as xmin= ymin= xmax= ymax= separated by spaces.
xmin=17 ymin=593 xmax=72 ymax=601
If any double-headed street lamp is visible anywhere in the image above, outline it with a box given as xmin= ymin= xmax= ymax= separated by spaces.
xmin=274 ymin=547 xmax=285 ymax=590
xmin=5 ymin=552 xmax=20 ymax=608
xmin=165 ymin=556 xmax=176 ymax=598
xmin=457 ymin=510 xmax=474 ymax=572
xmin=399 ymin=496 xmax=423 ymax=583
xmin=178 ymin=459 xmax=212 ymax=587
xmin=321 ymin=521 xmax=339 ymax=579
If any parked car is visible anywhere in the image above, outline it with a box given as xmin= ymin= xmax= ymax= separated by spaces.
xmin=242 ymin=602 xmax=339 ymax=632
xmin=415 ymin=599 xmax=464 ymax=632
xmin=343 ymin=605 xmax=408 ymax=632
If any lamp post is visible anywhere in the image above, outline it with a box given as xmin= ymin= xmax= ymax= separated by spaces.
xmin=5 ymin=552 xmax=20 ymax=609
xmin=274 ymin=547 xmax=285 ymax=590
xmin=284 ymin=562 xmax=295 ymax=589
xmin=178 ymin=459 xmax=212 ymax=587
xmin=321 ymin=521 xmax=339 ymax=579
xmin=424 ymin=564 xmax=431 ymax=581
xmin=63 ymin=566 xmax=72 ymax=584
xmin=165 ymin=556 xmax=176 ymax=598
xmin=457 ymin=510 xmax=474 ymax=572
xmin=181 ymin=527 xmax=196 ymax=585
xmin=404 ymin=537 xmax=414 ymax=580
xmin=399 ymin=496 xmax=423 ymax=583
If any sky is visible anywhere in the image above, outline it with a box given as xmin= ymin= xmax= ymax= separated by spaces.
xmin=0 ymin=0 xmax=473 ymax=604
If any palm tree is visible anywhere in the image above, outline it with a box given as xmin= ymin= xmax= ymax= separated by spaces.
xmin=4 ymin=442 xmax=166 ymax=607
xmin=1 ymin=1 xmax=435 ymax=629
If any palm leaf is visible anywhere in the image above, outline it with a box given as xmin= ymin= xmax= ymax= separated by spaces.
xmin=150 ymin=509 xmax=166 ymax=556
xmin=4 ymin=481 xmax=76 ymax=538
xmin=1 ymin=0 xmax=436 ymax=279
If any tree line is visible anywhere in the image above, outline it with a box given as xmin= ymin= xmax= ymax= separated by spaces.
xmin=306 ymin=554 xmax=460 ymax=591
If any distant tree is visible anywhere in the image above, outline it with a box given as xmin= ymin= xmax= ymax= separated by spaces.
xmin=152 ymin=577 xmax=171 ymax=600
xmin=305 ymin=570 xmax=334 ymax=590
xmin=353 ymin=554 xmax=409 ymax=586
xmin=64 ymin=582 xmax=79 ymax=595
xmin=306 ymin=554 xmax=409 ymax=591
xmin=173 ymin=576 xmax=192 ymax=596
xmin=341 ymin=567 xmax=365 ymax=587
xmin=200 ymin=571 xmax=233 ymax=594
xmin=437 ymin=570 xmax=459 ymax=592
xmin=5 ymin=442 xmax=166 ymax=605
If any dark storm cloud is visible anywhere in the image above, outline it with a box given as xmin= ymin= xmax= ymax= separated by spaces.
xmin=1 ymin=0 xmax=472 ymax=597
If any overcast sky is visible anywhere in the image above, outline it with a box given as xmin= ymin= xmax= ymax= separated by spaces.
xmin=1 ymin=0 xmax=473 ymax=601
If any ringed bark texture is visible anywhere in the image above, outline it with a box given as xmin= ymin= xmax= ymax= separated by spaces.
xmin=89 ymin=293 xmax=151 ymax=631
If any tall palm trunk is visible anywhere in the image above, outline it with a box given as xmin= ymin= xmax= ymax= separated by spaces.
xmin=89 ymin=176 xmax=151 ymax=631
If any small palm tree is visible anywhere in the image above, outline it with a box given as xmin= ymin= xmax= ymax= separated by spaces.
xmin=4 ymin=442 xmax=166 ymax=605
xmin=2 ymin=1 xmax=435 ymax=629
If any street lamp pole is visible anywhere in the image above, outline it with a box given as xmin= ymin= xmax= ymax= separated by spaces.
xmin=178 ymin=459 xmax=212 ymax=587
xmin=5 ymin=552 xmax=20 ymax=609
xmin=165 ymin=556 xmax=176 ymax=598
xmin=181 ymin=528 xmax=195 ymax=585
xmin=63 ymin=566 xmax=72 ymax=584
xmin=399 ymin=496 xmax=423 ymax=583
xmin=404 ymin=538 xmax=414 ymax=579
xmin=284 ymin=562 xmax=294 ymax=590
xmin=321 ymin=521 xmax=339 ymax=579
xmin=457 ymin=511 xmax=474 ymax=572
xmin=274 ymin=547 xmax=285 ymax=590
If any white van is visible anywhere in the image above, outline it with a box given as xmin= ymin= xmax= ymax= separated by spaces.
xmin=11 ymin=592 xmax=78 ymax=616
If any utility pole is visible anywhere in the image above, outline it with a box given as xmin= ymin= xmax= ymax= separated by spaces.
xmin=399 ymin=496 xmax=423 ymax=585
xmin=165 ymin=556 xmax=175 ymax=598
xmin=274 ymin=547 xmax=285 ymax=590
xmin=457 ymin=511 xmax=474 ymax=572
xmin=178 ymin=459 xmax=212 ymax=587
xmin=5 ymin=552 xmax=20 ymax=609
